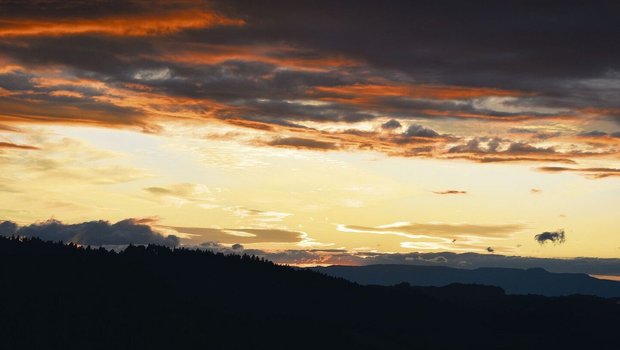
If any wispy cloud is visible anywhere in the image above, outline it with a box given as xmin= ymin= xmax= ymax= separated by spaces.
xmin=0 ymin=5 xmax=243 ymax=37
xmin=163 ymin=225 xmax=305 ymax=244
xmin=337 ymin=221 xmax=525 ymax=252
xmin=537 ymin=167 xmax=620 ymax=179
xmin=0 ymin=141 xmax=39 ymax=150
xmin=433 ymin=190 xmax=467 ymax=195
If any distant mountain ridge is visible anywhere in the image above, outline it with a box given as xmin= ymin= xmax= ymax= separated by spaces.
xmin=312 ymin=264 xmax=620 ymax=297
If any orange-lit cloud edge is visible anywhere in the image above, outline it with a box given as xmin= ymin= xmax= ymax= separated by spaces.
xmin=1 ymin=0 xmax=619 ymax=173
xmin=2 ymin=58 xmax=618 ymax=172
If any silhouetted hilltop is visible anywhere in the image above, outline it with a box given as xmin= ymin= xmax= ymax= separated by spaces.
xmin=1 ymin=236 xmax=619 ymax=349
xmin=312 ymin=264 xmax=620 ymax=297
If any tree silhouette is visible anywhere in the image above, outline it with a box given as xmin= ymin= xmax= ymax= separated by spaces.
xmin=0 ymin=236 xmax=619 ymax=349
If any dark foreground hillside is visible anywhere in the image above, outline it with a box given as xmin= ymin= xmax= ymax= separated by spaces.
xmin=1 ymin=237 xmax=619 ymax=350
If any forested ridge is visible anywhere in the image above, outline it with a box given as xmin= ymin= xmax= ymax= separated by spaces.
xmin=1 ymin=236 xmax=619 ymax=349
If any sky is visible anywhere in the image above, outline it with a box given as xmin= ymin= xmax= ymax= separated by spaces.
xmin=1 ymin=0 xmax=619 ymax=272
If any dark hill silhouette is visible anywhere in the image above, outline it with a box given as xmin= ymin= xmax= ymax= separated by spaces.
xmin=1 ymin=236 xmax=619 ymax=349
xmin=312 ymin=264 xmax=620 ymax=297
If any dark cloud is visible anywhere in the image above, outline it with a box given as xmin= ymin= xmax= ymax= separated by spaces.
xmin=535 ymin=230 xmax=566 ymax=245
xmin=444 ymin=137 xmax=601 ymax=163
xmin=403 ymin=124 xmax=440 ymax=138
xmin=381 ymin=119 xmax=402 ymax=130
xmin=580 ymin=130 xmax=609 ymax=137
xmin=448 ymin=138 xmax=557 ymax=155
xmin=0 ymin=218 xmax=179 ymax=247
xmin=0 ymin=0 xmax=619 ymax=165
xmin=578 ymin=130 xmax=620 ymax=139
xmin=448 ymin=138 xmax=500 ymax=154
xmin=486 ymin=247 xmax=495 ymax=253
xmin=209 ymin=1 xmax=619 ymax=80
xmin=508 ymin=128 xmax=562 ymax=140
xmin=505 ymin=142 xmax=556 ymax=154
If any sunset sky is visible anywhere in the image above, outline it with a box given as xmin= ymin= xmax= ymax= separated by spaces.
xmin=1 ymin=1 xmax=619 ymax=269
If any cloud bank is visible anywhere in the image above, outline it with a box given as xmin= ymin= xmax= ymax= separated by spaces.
xmin=0 ymin=0 xmax=619 ymax=171
xmin=0 ymin=218 xmax=180 ymax=247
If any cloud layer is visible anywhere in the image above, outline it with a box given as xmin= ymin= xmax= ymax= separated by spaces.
xmin=0 ymin=0 xmax=618 ymax=172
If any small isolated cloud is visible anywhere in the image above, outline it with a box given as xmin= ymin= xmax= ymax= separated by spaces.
xmin=224 ymin=207 xmax=291 ymax=223
xmin=381 ymin=119 xmax=402 ymax=130
xmin=0 ymin=218 xmax=179 ymax=247
xmin=231 ymin=243 xmax=244 ymax=250
xmin=486 ymin=247 xmax=495 ymax=253
xmin=404 ymin=124 xmax=440 ymax=138
xmin=535 ymin=229 xmax=566 ymax=245
xmin=433 ymin=190 xmax=467 ymax=195
xmin=267 ymin=137 xmax=338 ymax=150
xmin=530 ymin=188 xmax=542 ymax=194
xmin=143 ymin=183 xmax=216 ymax=208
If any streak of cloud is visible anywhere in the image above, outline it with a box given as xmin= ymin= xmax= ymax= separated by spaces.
xmin=433 ymin=190 xmax=467 ymax=195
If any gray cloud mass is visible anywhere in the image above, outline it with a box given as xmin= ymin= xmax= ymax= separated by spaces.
xmin=0 ymin=218 xmax=180 ymax=247
xmin=535 ymin=230 xmax=566 ymax=245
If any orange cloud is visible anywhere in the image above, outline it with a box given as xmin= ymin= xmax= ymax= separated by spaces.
xmin=0 ymin=10 xmax=244 ymax=37
xmin=158 ymin=44 xmax=359 ymax=72
xmin=0 ymin=73 xmax=236 ymax=132
xmin=0 ymin=141 xmax=39 ymax=150
xmin=312 ymin=83 xmax=522 ymax=102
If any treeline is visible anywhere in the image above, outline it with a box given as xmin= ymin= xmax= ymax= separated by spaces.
xmin=1 ymin=236 xmax=619 ymax=349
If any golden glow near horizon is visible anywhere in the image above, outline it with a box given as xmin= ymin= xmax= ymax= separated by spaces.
xmin=1 ymin=122 xmax=618 ymax=259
